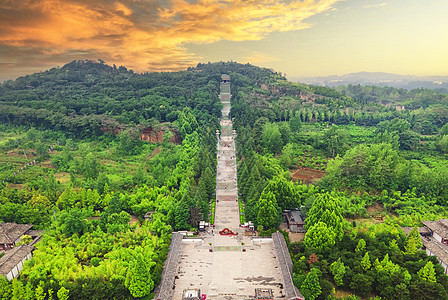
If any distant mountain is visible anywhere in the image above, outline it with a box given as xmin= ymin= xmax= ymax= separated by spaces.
xmin=297 ymin=72 xmax=448 ymax=91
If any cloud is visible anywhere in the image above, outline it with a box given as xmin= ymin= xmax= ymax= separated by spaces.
xmin=0 ymin=0 xmax=341 ymax=77
xmin=363 ymin=2 xmax=387 ymax=9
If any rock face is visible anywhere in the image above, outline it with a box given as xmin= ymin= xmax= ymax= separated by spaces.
xmin=139 ymin=127 xmax=182 ymax=144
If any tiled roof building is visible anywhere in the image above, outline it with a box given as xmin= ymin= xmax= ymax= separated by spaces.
xmin=0 ymin=244 xmax=34 ymax=280
xmin=402 ymin=219 xmax=448 ymax=275
xmin=0 ymin=223 xmax=34 ymax=250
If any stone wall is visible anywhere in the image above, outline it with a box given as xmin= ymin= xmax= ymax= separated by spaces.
xmin=153 ymin=232 xmax=183 ymax=300
xmin=272 ymin=231 xmax=304 ymax=300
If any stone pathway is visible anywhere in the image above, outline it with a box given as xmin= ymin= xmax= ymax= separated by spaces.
xmin=165 ymin=76 xmax=298 ymax=300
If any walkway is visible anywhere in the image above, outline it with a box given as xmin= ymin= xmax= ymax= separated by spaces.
xmin=157 ymin=75 xmax=302 ymax=300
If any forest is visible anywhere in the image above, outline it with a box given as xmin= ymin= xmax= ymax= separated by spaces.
xmin=1 ymin=60 xmax=448 ymax=299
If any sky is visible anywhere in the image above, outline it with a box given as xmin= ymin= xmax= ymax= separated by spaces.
xmin=0 ymin=0 xmax=447 ymax=81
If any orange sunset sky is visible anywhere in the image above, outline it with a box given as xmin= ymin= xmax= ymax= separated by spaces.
xmin=0 ymin=0 xmax=447 ymax=81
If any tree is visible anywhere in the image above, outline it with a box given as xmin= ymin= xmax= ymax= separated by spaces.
xmin=262 ymin=177 xmax=299 ymax=211
xmin=404 ymin=227 xmax=423 ymax=255
xmin=418 ymin=261 xmax=436 ymax=283
xmin=305 ymin=222 xmax=336 ymax=253
xmin=306 ymin=193 xmax=344 ymax=240
xmin=355 ymin=239 xmax=366 ymax=253
xmin=58 ymin=208 xmax=89 ymax=236
xmin=257 ymin=191 xmax=281 ymax=229
xmin=11 ymin=280 xmax=25 ymax=300
xmin=35 ymin=282 xmax=46 ymax=300
xmin=436 ymin=135 xmax=448 ymax=154
xmin=125 ymin=254 xmax=154 ymax=298
xmin=330 ymin=259 xmax=346 ymax=286
xmin=260 ymin=122 xmax=283 ymax=155
xmin=361 ymin=252 xmax=371 ymax=271
xmin=349 ymin=273 xmax=373 ymax=298
xmin=300 ymin=268 xmax=322 ymax=300
xmin=83 ymin=153 xmax=99 ymax=180
xmin=321 ymin=126 xmax=349 ymax=157
xmin=57 ymin=287 xmax=70 ymax=300
xmin=0 ymin=277 xmax=12 ymax=300
xmin=289 ymin=114 xmax=302 ymax=132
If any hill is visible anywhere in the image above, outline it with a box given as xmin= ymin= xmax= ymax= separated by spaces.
xmin=298 ymin=71 xmax=448 ymax=91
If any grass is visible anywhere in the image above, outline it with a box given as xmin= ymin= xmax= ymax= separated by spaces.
xmin=239 ymin=198 xmax=246 ymax=224
xmin=209 ymin=199 xmax=216 ymax=224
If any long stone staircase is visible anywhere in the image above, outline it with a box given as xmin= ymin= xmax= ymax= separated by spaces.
xmin=154 ymin=75 xmax=303 ymax=300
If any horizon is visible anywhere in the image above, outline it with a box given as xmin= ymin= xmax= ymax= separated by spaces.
xmin=1 ymin=0 xmax=448 ymax=81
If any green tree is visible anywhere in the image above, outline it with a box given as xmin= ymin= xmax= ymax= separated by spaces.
xmin=355 ymin=238 xmax=366 ymax=253
xmin=261 ymin=122 xmax=283 ymax=155
xmin=321 ymin=126 xmax=349 ymax=157
xmin=262 ymin=177 xmax=299 ymax=211
xmin=35 ymin=282 xmax=46 ymax=300
xmin=300 ymin=268 xmax=322 ymax=300
xmin=57 ymin=286 xmax=69 ymax=300
xmin=58 ymin=208 xmax=89 ymax=236
xmin=257 ymin=191 xmax=281 ymax=229
xmin=289 ymin=114 xmax=302 ymax=132
xmin=436 ymin=135 xmax=448 ymax=153
xmin=306 ymin=193 xmax=344 ymax=240
xmin=11 ymin=280 xmax=25 ymax=300
xmin=125 ymin=254 xmax=154 ymax=298
xmin=0 ymin=277 xmax=12 ymax=300
xmin=83 ymin=153 xmax=99 ymax=180
xmin=304 ymin=222 xmax=336 ymax=253
xmin=361 ymin=252 xmax=371 ymax=271
xmin=330 ymin=258 xmax=346 ymax=286
xmin=418 ymin=261 xmax=436 ymax=283
xmin=404 ymin=227 xmax=423 ymax=255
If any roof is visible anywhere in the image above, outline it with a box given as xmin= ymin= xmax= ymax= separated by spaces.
xmin=422 ymin=236 xmax=448 ymax=265
xmin=0 ymin=245 xmax=34 ymax=275
xmin=221 ymin=74 xmax=230 ymax=81
xmin=422 ymin=219 xmax=448 ymax=239
xmin=401 ymin=227 xmax=431 ymax=236
xmin=0 ymin=223 xmax=33 ymax=244
xmin=286 ymin=211 xmax=304 ymax=225
xmin=26 ymin=230 xmax=44 ymax=237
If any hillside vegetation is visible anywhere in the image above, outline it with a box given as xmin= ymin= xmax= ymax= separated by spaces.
xmin=1 ymin=61 xmax=448 ymax=299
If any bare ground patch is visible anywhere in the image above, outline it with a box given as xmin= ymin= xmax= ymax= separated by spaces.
xmin=291 ymin=167 xmax=326 ymax=184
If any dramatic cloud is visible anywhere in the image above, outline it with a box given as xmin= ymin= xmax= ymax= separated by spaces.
xmin=0 ymin=0 xmax=340 ymax=77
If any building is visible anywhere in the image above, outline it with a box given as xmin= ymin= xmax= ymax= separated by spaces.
xmin=221 ymin=74 xmax=230 ymax=83
xmin=0 ymin=244 xmax=34 ymax=280
xmin=0 ymin=223 xmax=35 ymax=250
xmin=422 ymin=219 xmax=448 ymax=244
xmin=402 ymin=219 xmax=448 ymax=275
xmin=284 ymin=210 xmax=306 ymax=233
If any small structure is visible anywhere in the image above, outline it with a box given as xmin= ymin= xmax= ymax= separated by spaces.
xmin=0 ymin=244 xmax=34 ymax=280
xmin=0 ymin=223 xmax=35 ymax=250
xmin=241 ymin=221 xmax=255 ymax=231
xmin=255 ymin=288 xmax=274 ymax=299
xmin=284 ymin=210 xmax=306 ymax=233
xmin=182 ymin=288 xmax=201 ymax=300
xmin=401 ymin=219 xmax=448 ymax=275
xmin=144 ymin=211 xmax=154 ymax=222
xmin=199 ymin=221 xmax=210 ymax=232
xmin=221 ymin=74 xmax=230 ymax=83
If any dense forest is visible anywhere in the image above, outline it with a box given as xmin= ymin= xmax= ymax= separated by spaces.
xmin=1 ymin=60 xmax=448 ymax=299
